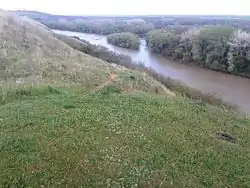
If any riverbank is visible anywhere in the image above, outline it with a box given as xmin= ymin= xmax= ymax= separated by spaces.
xmin=146 ymin=27 xmax=250 ymax=78
xmin=158 ymin=55 xmax=250 ymax=79
xmin=55 ymin=33 xmax=237 ymax=110
xmin=53 ymin=30 xmax=250 ymax=113
xmin=54 ymin=28 xmax=250 ymax=79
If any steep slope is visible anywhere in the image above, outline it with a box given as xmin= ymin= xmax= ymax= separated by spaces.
xmin=54 ymin=34 xmax=174 ymax=95
xmin=0 ymin=10 xmax=111 ymax=85
xmin=0 ymin=10 xmax=170 ymax=94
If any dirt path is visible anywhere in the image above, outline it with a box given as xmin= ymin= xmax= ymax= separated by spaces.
xmin=93 ymin=72 xmax=117 ymax=92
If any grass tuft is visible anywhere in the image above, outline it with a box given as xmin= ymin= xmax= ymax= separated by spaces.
xmin=0 ymin=136 xmax=38 ymax=153
xmin=62 ymin=103 xmax=77 ymax=109
xmin=99 ymin=85 xmax=121 ymax=95
xmin=15 ymin=88 xmax=31 ymax=96
xmin=48 ymin=86 xmax=61 ymax=94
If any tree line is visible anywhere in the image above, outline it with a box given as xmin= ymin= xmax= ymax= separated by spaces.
xmin=41 ymin=19 xmax=154 ymax=36
xmin=15 ymin=11 xmax=250 ymax=33
xmin=15 ymin=11 xmax=250 ymax=76
xmin=146 ymin=26 xmax=250 ymax=76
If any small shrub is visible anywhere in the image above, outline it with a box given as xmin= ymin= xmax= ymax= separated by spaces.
xmin=63 ymin=103 xmax=76 ymax=109
xmin=48 ymin=86 xmax=61 ymax=94
xmin=0 ymin=136 xmax=38 ymax=153
xmin=15 ymin=88 xmax=31 ymax=96
xmin=99 ymin=85 xmax=121 ymax=95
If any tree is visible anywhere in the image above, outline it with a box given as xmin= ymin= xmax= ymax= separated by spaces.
xmin=107 ymin=32 xmax=140 ymax=50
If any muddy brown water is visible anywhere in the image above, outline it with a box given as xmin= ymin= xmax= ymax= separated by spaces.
xmin=53 ymin=30 xmax=250 ymax=113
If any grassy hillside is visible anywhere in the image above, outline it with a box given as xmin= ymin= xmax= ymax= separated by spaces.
xmin=1 ymin=86 xmax=250 ymax=187
xmin=0 ymin=10 xmax=171 ymax=94
xmin=0 ymin=10 xmax=111 ymax=85
xmin=0 ymin=10 xmax=250 ymax=187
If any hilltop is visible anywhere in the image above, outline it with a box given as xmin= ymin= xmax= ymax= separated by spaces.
xmin=0 ymin=10 xmax=250 ymax=187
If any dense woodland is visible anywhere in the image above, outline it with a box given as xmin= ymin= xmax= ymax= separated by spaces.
xmin=146 ymin=26 xmax=250 ymax=76
xmin=43 ymin=19 xmax=154 ymax=36
xmin=14 ymin=11 xmax=250 ymax=35
xmin=107 ymin=32 xmax=140 ymax=49
xmin=15 ymin=11 xmax=250 ymax=76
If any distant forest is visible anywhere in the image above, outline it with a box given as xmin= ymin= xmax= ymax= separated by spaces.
xmin=13 ymin=10 xmax=250 ymax=35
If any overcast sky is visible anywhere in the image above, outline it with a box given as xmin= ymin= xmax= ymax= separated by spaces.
xmin=0 ymin=0 xmax=249 ymax=15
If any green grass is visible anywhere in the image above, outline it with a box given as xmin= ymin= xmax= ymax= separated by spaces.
xmin=0 ymin=86 xmax=250 ymax=187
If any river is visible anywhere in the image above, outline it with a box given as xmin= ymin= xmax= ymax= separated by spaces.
xmin=53 ymin=30 xmax=250 ymax=113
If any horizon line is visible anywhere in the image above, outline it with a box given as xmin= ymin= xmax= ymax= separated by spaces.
xmin=11 ymin=9 xmax=250 ymax=17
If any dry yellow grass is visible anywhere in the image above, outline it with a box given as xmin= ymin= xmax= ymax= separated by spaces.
xmin=0 ymin=10 xmax=115 ymax=85
xmin=0 ymin=10 xmax=172 ymax=95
